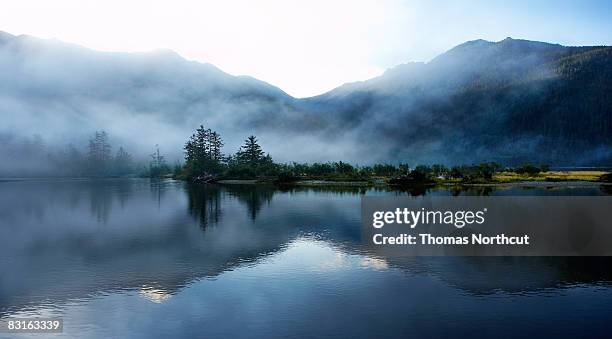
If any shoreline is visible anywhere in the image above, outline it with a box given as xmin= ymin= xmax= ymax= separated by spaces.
xmin=1 ymin=171 xmax=610 ymax=188
xmin=216 ymin=179 xmax=610 ymax=188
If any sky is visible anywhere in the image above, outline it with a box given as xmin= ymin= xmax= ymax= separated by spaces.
xmin=2 ymin=0 xmax=612 ymax=97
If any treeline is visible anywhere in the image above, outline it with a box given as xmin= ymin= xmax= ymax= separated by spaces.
xmin=0 ymin=131 xmax=134 ymax=176
xmin=388 ymin=163 xmax=550 ymax=185
xmin=0 ymin=131 xmax=169 ymax=177
xmin=177 ymin=124 xmax=551 ymax=184
xmin=0 ymin=125 xmax=555 ymax=181
xmin=84 ymin=131 xmax=133 ymax=176
xmin=182 ymin=125 xmax=275 ymax=180
xmin=58 ymin=131 xmax=178 ymax=177
xmin=181 ymin=125 xmax=395 ymax=181
xmin=87 ymin=132 xmax=179 ymax=178
xmin=275 ymin=162 xmax=549 ymax=183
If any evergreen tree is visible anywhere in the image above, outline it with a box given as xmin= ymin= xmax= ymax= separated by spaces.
xmin=183 ymin=124 xmax=224 ymax=177
xmin=431 ymin=164 xmax=449 ymax=178
xmin=149 ymin=144 xmax=168 ymax=177
xmin=195 ymin=125 xmax=210 ymax=162
xmin=210 ymin=131 xmax=223 ymax=161
xmin=114 ymin=147 xmax=133 ymax=175
xmin=150 ymin=144 xmax=165 ymax=168
xmin=87 ymin=130 xmax=112 ymax=175
xmin=237 ymin=135 xmax=264 ymax=165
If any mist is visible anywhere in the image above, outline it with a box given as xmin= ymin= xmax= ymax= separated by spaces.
xmin=1 ymin=32 xmax=611 ymax=176
xmin=0 ymin=31 xmax=391 ymax=176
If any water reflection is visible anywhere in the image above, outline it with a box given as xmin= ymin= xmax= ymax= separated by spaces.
xmin=601 ymin=184 xmax=612 ymax=195
xmin=0 ymin=179 xmax=611 ymax=336
xmin=186 ymin=184 xmax=223 ymax=228
xmin=224 ymin=185 xmax=275 ymax=220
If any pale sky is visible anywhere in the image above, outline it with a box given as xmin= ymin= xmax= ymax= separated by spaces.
xmin=2 ymin=0 xmax=611 ymax=97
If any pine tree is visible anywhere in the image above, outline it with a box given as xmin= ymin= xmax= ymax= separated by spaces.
xmin=195 ymin=125 xmax=210 ymax=161
xmin=150 ymin=144 xmax=165 ymax=168
xmin=237 ymin=135 xmax=264 ymax=165
xmin=114 ymin=147 xmax=133 ymax=175
xmin=184 ymin=136 xmax=196 ymax=164
xmin=149 ymin=144 xmax=167 ymax=177
xmin=183 ymin=124 xmax=225 ymax=177
xmin=210 ymin=131 xmax=224 ymax=161
xmin=87 ymin=130 xmax=112 ymax=175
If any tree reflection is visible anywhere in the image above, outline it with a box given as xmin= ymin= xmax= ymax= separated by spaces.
xmin=87 ymin=179 xmax=135 ymax=223
xmin=451 ymin=185 xmax=495 ymax=196
xmin=600 ymin=184 xmax=612 ymax=195
xmin=186 ymin=184 xmax=277 ymax=226
xmin=186 ymin=184 xmax=222 ymax=228
xmin=3 ymin=179 xmax=612 ymax=318
xmin=224 ymin=185 xmax=275 ymax=220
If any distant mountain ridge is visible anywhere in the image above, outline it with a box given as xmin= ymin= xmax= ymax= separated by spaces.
xmin=302 ymin=38 xmax=612 ymax=165
xmin=1 ymin=31 xmax=611 ymax=168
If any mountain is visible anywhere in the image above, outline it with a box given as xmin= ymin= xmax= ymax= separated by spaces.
xmin=0 ymin=31 xmax=303 ymax=161
xmin=1 ymin=31 xmax=611 ymax=173
xmin=303 ymin=38 xmax=612 ymax=165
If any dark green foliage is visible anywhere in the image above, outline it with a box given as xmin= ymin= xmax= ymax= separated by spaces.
xmin=478 ymin=162 xmax=502 ymax=180
xmin=413 ymin=165 xmax=432 ymax=177
xmin=389 ymin=170 xmax=433 ymax=186
xmin=372 ymin=164 xmax=399 ymax=176
xmin=449 ymin=162 xmax=503 ymax=182
xmin=236 ymin=136 xmax=265 ymax=165
xmin=275 ymin=171 xmax=299 ymax=184
xmin=181 ymin=130 xmax=281 ymax=180
xmin=389 ymin=164 xmax=456 ymax=185
xmin=431 ymin=164 xmax=449 ymax=178
xmin=273 ymin=161 xmax=368 ymax=181
xmin=178 ymin=125 xmax=562 ymax=184
xmin=398 ymin=163 xmax=410 ymax=175
xmin=184 ymin=125 xmax=225 ymax=178
xmin=223 ymin=163 xmax=257 ymax=179
xmin=223 ymin=136 xmax=279 ymax=179
xmin=515 ymin=163 xmax=545 ymax=176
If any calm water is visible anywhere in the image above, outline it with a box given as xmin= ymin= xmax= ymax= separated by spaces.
xmin=1 ymin=179 xmax=611 ymax=338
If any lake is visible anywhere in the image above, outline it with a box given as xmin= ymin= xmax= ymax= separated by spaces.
xmin=1 ymin=179 xmax=611 ymax=338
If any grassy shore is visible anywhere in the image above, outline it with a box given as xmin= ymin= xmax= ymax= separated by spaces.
xmin=493 ymin=171 xmax=607 ymax=183
xmin=212 ymin=171 xmax=609 ymax=187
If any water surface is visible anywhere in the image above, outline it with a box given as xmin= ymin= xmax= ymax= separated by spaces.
xmin=1 ymin=179 xmax=611 ymax=338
